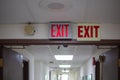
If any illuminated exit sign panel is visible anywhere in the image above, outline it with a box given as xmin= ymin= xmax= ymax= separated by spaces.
xmin=49 ymin=22 xmax=72 ymax=39
xmin=77 ymin=24 xmax=101 ymax=41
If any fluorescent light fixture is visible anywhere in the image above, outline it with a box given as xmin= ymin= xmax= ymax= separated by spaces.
xmin=59 ymin=65 xmax=71 ymax=68
xmin=62 ymin=70 xmax=70 ymax=73
xmin=54 ymin=55 xmax=73 ymax=60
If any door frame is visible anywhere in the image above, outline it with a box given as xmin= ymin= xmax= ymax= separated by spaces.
xmin=118 ymin=46 xmax=120 ymax=80
xmin=0 ymin=39 xmax=120 ymax=45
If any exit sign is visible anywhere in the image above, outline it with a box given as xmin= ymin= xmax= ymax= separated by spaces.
xmin=77 ymin=24 xmax=101 ymax=41
xmin=49 ymin=22 xmax=72 ymax=39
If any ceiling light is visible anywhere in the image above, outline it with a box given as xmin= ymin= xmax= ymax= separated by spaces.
xmin=47 ymin=2 xmax=64 ymax=10
xmin=54 ymin=55 xmax=73 ymax=60
xmin=62 ymin=70 xmax=69 ymax=73
xmin=59 ymin=65 xmax=71 ymax=68
xmin=39 ymin=0 xmax=73 ymax=11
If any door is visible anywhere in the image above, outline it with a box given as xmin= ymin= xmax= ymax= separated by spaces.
xmin=118 ymin=46 xmax=120 ymax=80
xmin=0 ymin=46 xmax=3 ymax=80
xmin=103 ymin=47 xmax=119 ymax=80
xmin=2 ymin=47 xmax=23 ymax=80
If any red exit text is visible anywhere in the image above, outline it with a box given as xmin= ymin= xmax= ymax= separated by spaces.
xmin=78 ymin=26 xmax=100 ymax=38
xmin=50 ymin=23 xmax=70 ymax=38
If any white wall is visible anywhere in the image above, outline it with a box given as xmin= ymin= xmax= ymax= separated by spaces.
xmin=0 ymin=23 xmax=120 ymax=39
xmin=79 ymin=48 xmax=110 ymax=80
xmin=34 ymin=60 xmax=49 ymax=80
xmin=13 ymin=49 xmax=35 ymax=80
xmin=100 ymin=24 xmax=120 ymax=39
xmin=0 ymin=24 xmax=48 ymax=39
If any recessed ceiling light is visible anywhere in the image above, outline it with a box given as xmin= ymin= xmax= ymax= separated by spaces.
xmin=62 ymin=70 xmax=69 ymax=73
xmin=59 ymin=65 xmax=71 ymax=68
xmin=39 ymin=0 xmax=73 ymax=11
xmin=47 ymin=2 xmax=64 ymax=10
xmin=54 ymin=55 xmax=73 ymax=60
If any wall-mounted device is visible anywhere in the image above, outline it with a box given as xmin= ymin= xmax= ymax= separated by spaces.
xmin=24 ymin=23 xmax=35 ymax=35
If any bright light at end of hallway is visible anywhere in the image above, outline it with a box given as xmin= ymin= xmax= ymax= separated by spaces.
xmin=54 ymin=55 xmax=73 ymax=60
xmin=59 ymin=65 xmax=71 ymax=68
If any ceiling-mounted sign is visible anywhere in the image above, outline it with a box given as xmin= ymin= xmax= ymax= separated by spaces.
xmin=49 ymin=22 xmax=72 ymax=39
xmin=77 ymin=24 xmax=100 ymax=41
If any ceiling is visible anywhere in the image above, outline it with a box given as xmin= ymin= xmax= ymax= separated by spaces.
xmin=25 ymin=45 xmax=96 ymax=69
xmin=0 ymin=0 xmax=120 ymax=23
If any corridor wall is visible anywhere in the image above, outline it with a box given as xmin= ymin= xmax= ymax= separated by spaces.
xmin=80 ymin=48 xmax=110 ymax=80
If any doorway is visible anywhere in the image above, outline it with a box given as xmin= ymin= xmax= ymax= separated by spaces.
xmin=95 ymin=61 xmax=100 ymax=80
xmin=23 ymin=60 xmax=29 ymax=80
